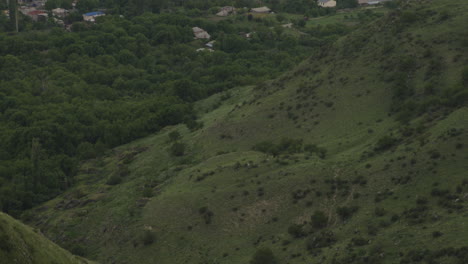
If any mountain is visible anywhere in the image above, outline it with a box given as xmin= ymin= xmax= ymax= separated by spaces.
xmin=0 ymin=212 xmax=95 ymax=264
xmin=23 ymin=0 xmax=468 ymax=263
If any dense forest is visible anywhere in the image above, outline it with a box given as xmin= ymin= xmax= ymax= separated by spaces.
xmin=0 ymin=0 xmax=360 ymax=215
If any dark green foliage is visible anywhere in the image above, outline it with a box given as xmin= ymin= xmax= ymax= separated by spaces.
xmin=304 ymin=144 xmax=327 ymax=159
xmin=311 ymin=210 xmax=328 ymax=229
xmin=170 ymin=143 xmax=186 ymax=157
xmin=374 ymin=207 xmax=386 ymax=217
xmin=0 ymin=233 xmax=12 ymax=252
xmin=400 ymin=247 xmax=468 ymax=264
xmin=253 ymin=141 xmax=278 ymax=156
xmin=0 ymin=9 xmax=320 ymax=215
xmin=168 ymin=131 xmax=181 ymax=142
xmin=252 ymin=138 xmax=303 ymax=155
xmin=462 ymin=66 xmax=468 ymax=86
xmin=198 ymin=207 xmax=214 ymax=224
xmin=374 ymin=136 xmax=398 ymax=152
xmin=306 ymin=230 xmax=337 ymax=251
xmin=142 ymin=187 xmax=153 ymax=198
xmin=141 ymin=230 xmax=155 ymax=245
xmin=432 ymin=231 xmax=443 ymax=238
xmin=250 ymin=247 xmax=277 ymax=264
xmin=351 ymin=237 xmax=368 ymax=246
xmin=70 ymin=245 xmax=86 ymax=256
xmin=288 ymin=224 xmax=305 ymax=238
xmin=106 ymin=174 xmax=122 ymax=185
xmin=400 ymin=11 xmax=422 ymax=24
xmin=336 ymin=206 xmax=359 ymax=220
xmin=336 ymin=0 xmax=358 ymax=9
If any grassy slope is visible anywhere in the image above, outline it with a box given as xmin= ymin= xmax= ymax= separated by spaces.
xmin=0 ymin=212 xmax=96 ymax=264
xmin=24 ymin=1 xmax=467 ymax=263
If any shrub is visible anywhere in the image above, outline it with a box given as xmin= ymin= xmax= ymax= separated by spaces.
xmin=250 ymin=247 xmax=277 ymax=264
xmin=336 ymin=206 xmax=359 ymax=220
xmin=168 ymin=131 xmax=181 ymax=142
xmin=288 ymin=224 xmax=305 ymax=238
xmin=311 ymin=210 xmax=328 ymax=229
xmin=253 ymin=140 xmax=278 ymax=155
xmin=374 ymin=136 xmax=398 ymax=152
xmin=277 ymin=138 xmax=303 ymax=154
xmin=199 ymin=207 xmax=214 ymax=224
xmin=170 ymin=142 xmax=186 ymax=156
xmin=304 ymin=144 xmax=327 ymax=159
xmin=106 ymin=174 xmax=122 ymax=185
xmin=141 ymin=230 xmax=155 ymax=245
xmin=352 ymin=237 xmax=368 ymax=246
xmin=142 ymin=187 xmax=153 ymax=198
xmin=306 ymin=230 xmax=337 ymax=251
xmin=0 ymin=234 xmax=12 ymax=252
xmin=374 ymin=207 xmax=387 ymax=217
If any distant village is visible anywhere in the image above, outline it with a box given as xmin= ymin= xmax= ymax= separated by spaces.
xmin=2 ymin=0 xmax=392 ymax=33
xmin=194 ymin=0 xmax=393 ymax=52
xmin=2 ymin=0 xmax=106 ymax=30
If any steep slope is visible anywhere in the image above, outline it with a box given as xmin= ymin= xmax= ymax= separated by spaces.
xmin=24 ymin=1 xmax=467 ymax=264
xmin=0 ymin=212 xmax=96 ymax=264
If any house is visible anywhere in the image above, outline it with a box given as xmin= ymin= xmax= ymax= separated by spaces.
xmin=196 ymin=48 xmax=214 ymax=52
xmin=318 ymin=0 xmax=337 ymax=8
xmin=83 ymin=11 xmax=105 ymax=22
xmin=52 ymin=8 xmax=68 ymax=18
xmin=192 ymin=27 xmax=210 ymax=39
xmin=27 ymin=10 xmax=48 ymax=22
xmin=19 ymin=6 xmax=37 ymax=16
xmin=216 ymin=6 xmax=236 ymax=16
xmin=205 ymin=40 xmax=216 ymax=48
xmin=359 ymin=0 xmax=392 ymax=5
xmin=250 ymin=6 xmax=271 ymax=13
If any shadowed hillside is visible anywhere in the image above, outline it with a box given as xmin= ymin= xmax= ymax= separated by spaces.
xmin=23 ymin=0 xmax=468 ymax=263
xmin=0 ymin=212 xmax=95 ymax=264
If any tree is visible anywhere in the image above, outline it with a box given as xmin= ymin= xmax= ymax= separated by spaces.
xmin=336 ymin=0 xmax=358 ymax=9
xmin=30 ymin=138 xmax=42 ymax=191
xmin=8 ymin=0 xmax=18 ymax=32
xmin=76 ymin=0 xmax=98 ymax=12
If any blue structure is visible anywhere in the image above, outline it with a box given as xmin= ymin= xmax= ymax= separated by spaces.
xmin=84 ymin=11 xmax=105 ymax=16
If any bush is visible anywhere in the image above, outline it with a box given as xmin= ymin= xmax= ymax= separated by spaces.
xmin=106 ymin=173 xmax=122 ymax=185
xmin=141 ymin=230 xmax=155 ymax=245
xmin=253 ymin=138 xmax=305 ymax=156
xmin=198 ymin=207 xmax=214 ymax=224
xmin=311 ymin=210 xmax=328 ymax=229
xmin=170 ymin=142 xmax=186 ymax=156
xmin=336 ymin=206 xmax=359 ymax=220
xmin=374 ymin=136 xmax=398 ymax=152
xmin=142 ymin=187 xmax=153 ymax=198
xmin=168 ymin=131 xmax=181 ymax=142
xmin=304 ymin=144 xmax=327 ymax=159
xmin=306 ymin=230 xmax=337 ymax=251
xmin=288 ymin=224 xmax=305 ymax=238
xmin=250 ymin=248 xmax=277 ymax=264
xmin=0 ymin=234 xmax=12 ymax=252
xmin=374 ymin=207 xmax=387 ymax=217
xmin=352 ymin=237 xmax=368 ymax=246
xmin=253 ymin=140 xmax=278 ymax=155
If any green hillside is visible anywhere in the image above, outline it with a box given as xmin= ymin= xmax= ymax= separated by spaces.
xmin=0 ymin=212 xmax=95 ymax=264
xmin=23 ymin=0 xmax=468 ymax=263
